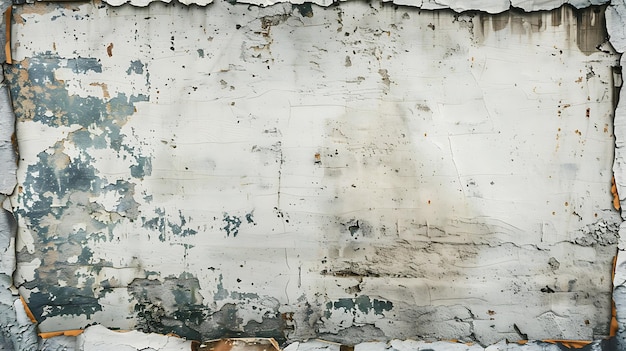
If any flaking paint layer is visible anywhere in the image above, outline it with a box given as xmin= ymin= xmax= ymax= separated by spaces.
xmin=6 ymin=0 xmax=623 ymax=346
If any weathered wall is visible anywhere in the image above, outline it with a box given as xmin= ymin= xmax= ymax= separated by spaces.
xmin=2 ymin=0 xmax=626 ymax=350
xmin=3 ymin=0 xmax=623 ymax=347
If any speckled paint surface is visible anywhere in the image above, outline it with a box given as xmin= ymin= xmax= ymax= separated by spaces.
xmin=3 ymin=0 xmax=626 ymax=348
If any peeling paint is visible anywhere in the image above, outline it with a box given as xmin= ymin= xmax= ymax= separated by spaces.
xmin=2 ymin=0 xmax=626 ymax=349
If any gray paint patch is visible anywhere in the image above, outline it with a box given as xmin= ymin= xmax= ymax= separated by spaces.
xmin=129 ymin=274 xmax=286 ymax=342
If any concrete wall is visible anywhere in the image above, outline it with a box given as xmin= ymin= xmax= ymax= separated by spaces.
xmin=2 ymin=0 xmax=626 ymax=350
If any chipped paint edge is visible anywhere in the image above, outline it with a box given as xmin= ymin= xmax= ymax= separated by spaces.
xmin=94 ymin=0 xmax=612 ymax=14
xmin=2 ymin=0 xmax=626 ymax=350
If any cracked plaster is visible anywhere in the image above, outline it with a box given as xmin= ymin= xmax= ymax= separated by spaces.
xmin=2 ymin=0 xmax=626 ymax=350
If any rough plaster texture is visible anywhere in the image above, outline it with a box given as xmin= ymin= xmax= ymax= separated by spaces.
xmin=1 ymin=0 xmax=626 ymax=351
xmin=31 ymin=325 xmax=623 ymax=351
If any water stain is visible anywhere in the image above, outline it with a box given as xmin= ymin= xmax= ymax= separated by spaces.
xmin=478 ymin=5 xmax=608 ymax=56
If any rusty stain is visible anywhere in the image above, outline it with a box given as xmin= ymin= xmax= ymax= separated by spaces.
xmin=107 ymin=43 xmax=113 ymax=57
xmin=542 ymin=340 xmax=592 ymax=349
xmin=19 ymin=296 xmax=37 ymax=323
xmin=4 ymin=6 xmax=11 ymax=64
xmin=39 ymin=330 xmax=84 ymax=339
xmin=612 ymin=176 xmax=620 ymax=210
xmin=10 ymin=133 xmax=18 ymax=163
xmin=89 ymin=82 xmax=110 ymax=98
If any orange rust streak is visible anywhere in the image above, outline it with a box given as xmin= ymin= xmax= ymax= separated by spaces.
xmin=39 ymin=330 xmax=84 ymax=339
xmin=612 ymin=176 xmax=620 ymax=210
xmin=4 ymin=6 xmax=11 ymax=64
xmin=542 ymin=340 xmax=592 ymax=349
xmin=516 ymin=340 xmax=593 ymax=349
xmin=19 ymin=296 xmax=37 ymax=323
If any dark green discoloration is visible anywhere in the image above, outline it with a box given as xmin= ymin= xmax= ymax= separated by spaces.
xmin=197 ymin=49 xmax=205 ymax=58
xmin=26 ymin=284 xmax=103 ymax=321
xmin=331 ymin=298 xmax=355 ymax=312
xmin=370 ymin=297 xmax=393 ymax=314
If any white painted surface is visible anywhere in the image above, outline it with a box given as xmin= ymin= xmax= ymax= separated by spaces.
xmin=5 ymin=0 xmax=624 ymax=348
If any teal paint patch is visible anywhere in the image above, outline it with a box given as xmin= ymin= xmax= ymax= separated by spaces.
xmin=142 ymin=216 xmax=166 ymax=242
xmin=222 ymin=213 xmax=242 ymax=237
xmin=129 ymin=276 xmax=209 ymax=341
xmin=214 ymin=274 xmax=258 ymax=300
xmin=66 ymin=57 xmax=102 ymax=74
xmin=77 ymin=246 xmax=94 ymax=264
xmin=6 ymin=53 xmax=150 ymax=321
xmin=103 ymin=180 xmax=141 ymax=219
xmin=222 ymin=211 xmax=255 ymax=237
xmin=331 ymin=298 xmax=355 ymax=312
xmin=130 ymin=156 xmax=152 ymax=178
xmin=168 ymin=210 xmax=198 ymax=237
xmin=325 ymin=296 xmax=393 ymax=318
xmin=245 ymin=212 xmax=254 ymax=224
xmin=215 ymin=274 xmax=229 ymax=300
xmin=126 ymin=60 xmax=144 ymax=75
xmin=141 ymin=208 xmax=197 ymax=242
xmin=26 ymin=284 xmax=103 ymax=321
xmin=129 ymin=273 xmax=286 ymax=343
